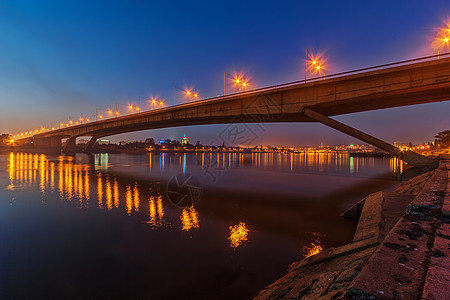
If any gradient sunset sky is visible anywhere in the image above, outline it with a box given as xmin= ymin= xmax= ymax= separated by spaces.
xmin=1 ymin=0 xmax=449 ymax=146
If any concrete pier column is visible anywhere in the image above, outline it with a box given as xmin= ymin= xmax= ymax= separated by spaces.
xmin=84 ymin=136 xmax=98 ymax=152
xmin=63 ymin=136 xmax=77 ymax=154
xmin=50 ymin=136 xmax=62 ymax=148
xmin=32 ymin=136 xmax=62 ymax=154
xmin=303 ymin=108 xmax=436 ymax=168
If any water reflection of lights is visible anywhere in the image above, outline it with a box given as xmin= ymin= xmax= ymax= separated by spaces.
xmin=147 ymin=196 xmax=166 ymax=228
xmin=390 ymin=157 xmax=404 ymax=174
xmin=126 ymin=184 xmax=133 ymax=215
xmin=180 ymin=206 xmax=200 ymax=231
xmin=303 ymin=243 xmax=323 ymax=258
xmin=303 ymin=242 xmax=323 ymax=258
xmin=97 ymin=173 xmax=103 ymax=207
xmin=229 ymin=222 xmax=249 ymax=249
xmin=7 ymin=153 xmax=162 ymax=221
xmin=106 ymin=177 xmax=113 ymax=210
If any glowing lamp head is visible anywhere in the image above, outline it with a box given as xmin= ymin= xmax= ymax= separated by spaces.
xmin=242 ymin=82 xmax=247 ymax=87
xmin=152 ymin=99 xmax=156 ymax=104
xmin=129 ymin=105 xmax=133 ymax=109
xmin=194 ymin=93 xmax=198 ymax=97
xmin=186 ymin=90 xmax=190 ymax=95
xmin=159 ymin=101 xmax=164 ymax=105
xmin=99 ymin=115 xmax=103 ymax=119
xmin=108 ymin=110 xmax=112 ymax=114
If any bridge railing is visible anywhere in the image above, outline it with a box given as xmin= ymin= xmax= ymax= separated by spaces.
xmin=187 ymin=51 xmax=450 ymax=106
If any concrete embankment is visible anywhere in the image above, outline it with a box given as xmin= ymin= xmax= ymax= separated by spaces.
xmin=255 ymin=155 xmax=449 ymax=299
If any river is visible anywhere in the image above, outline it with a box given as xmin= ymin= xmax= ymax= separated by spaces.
xmin=0 ymin=151 xmax=404 ymax=299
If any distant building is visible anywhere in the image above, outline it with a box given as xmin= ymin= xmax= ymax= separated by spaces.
xmin=97 ymin=139 xmax=110 ymax=145
xmin=182 ymin=133 xmax=189 ymax=145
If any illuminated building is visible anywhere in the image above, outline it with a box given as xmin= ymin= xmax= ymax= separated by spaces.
xmin=182 ymin=133 xmax=189 ymax=146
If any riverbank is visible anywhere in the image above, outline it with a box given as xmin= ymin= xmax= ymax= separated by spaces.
xmin=255 ymin=155 xmax=449 ymax=299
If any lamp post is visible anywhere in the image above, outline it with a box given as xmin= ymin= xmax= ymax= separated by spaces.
xmin=305 ymin=50 xmax=326 ymax=80
xmin=432 ymin=21 xmax=450 ymax=58
xmin=223 ymin=72 xmax=250 ymax=94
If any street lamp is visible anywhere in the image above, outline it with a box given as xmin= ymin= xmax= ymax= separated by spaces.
xmin=184 ymin=88 xmax=200 ymax=100
xmin=223 ymin=72 xmax=250 ymax=95
xmin=305 ymin=49 xmax=327 ymax=81
xmin=431 ymin=21 xmax=450 ymax=56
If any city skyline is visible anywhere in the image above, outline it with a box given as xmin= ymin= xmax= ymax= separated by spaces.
xmin=1 ymin=0 xmax=450 ymax=146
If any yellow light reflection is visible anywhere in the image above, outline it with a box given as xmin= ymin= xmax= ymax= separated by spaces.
xmin=97 ymin=173 xmax=103 ymax=208
xmin=229 ymin=222 xmax=249 ymax=249
xmin=303 ymin=238 xmax=323 ymax=258
xmin=84 ymin=167 xmax=90 ymax=201
xmin=8 ymin=153 xmax=15 ymax=182
xmin=133 ymin=182 xmax=140 ymax=212
xmin=181 ymin=206 xmax=200 ymax=231
xmin=50 ymin=162 xmax=55 ymax=191
xmin=126 ymin=185 xmax=132 ymax=215
xmin=106 ymin=178 xmax=113 ymax=210
xmin=113 ymin=179 xmax=119 ymax=208
xmin=147 ymin=196 xmax=165 ymax=228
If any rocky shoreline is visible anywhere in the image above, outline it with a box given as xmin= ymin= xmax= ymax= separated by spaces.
xmin=255 ymin=155 xmax=449 ymax=299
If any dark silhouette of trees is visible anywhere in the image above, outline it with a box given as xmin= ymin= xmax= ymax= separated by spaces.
xmin=435 ymin=130 xmax=450 ymax=147
xmin=0 ymin=134 xmax=11 ymax=146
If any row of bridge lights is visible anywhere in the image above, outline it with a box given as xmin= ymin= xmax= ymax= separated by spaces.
xmin=12 ymin=21 xmax=450 ymax=140
xmin=7 ymin=58 xmax=335 ymax=141
xmin=13 ymin=72 xmax=257 ymax=138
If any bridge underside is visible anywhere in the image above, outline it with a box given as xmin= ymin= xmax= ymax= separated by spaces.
xmin=19 ymin=110 xmax=436 ymax=168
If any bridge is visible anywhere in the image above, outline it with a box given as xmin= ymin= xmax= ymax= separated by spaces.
xmin=14 ymin=54 xmax=450 ymax=167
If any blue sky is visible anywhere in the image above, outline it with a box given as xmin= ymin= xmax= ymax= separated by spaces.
xmin=1 ymin=0 xmax=449 ymax=146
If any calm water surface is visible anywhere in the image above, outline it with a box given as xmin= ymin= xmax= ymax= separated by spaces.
xmin=0 ymin=152 xmax=404 ymax=299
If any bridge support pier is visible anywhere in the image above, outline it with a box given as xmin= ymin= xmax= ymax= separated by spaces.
xmin=63 ymin=136 xmax=77 ymax=154
xmin=32 ymin=136 xmax=62 ymax=154
xmin=303 ymin=108 xmax=437 ymax=168
xmin=84 ymin=136 xmax=98 ymax=152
